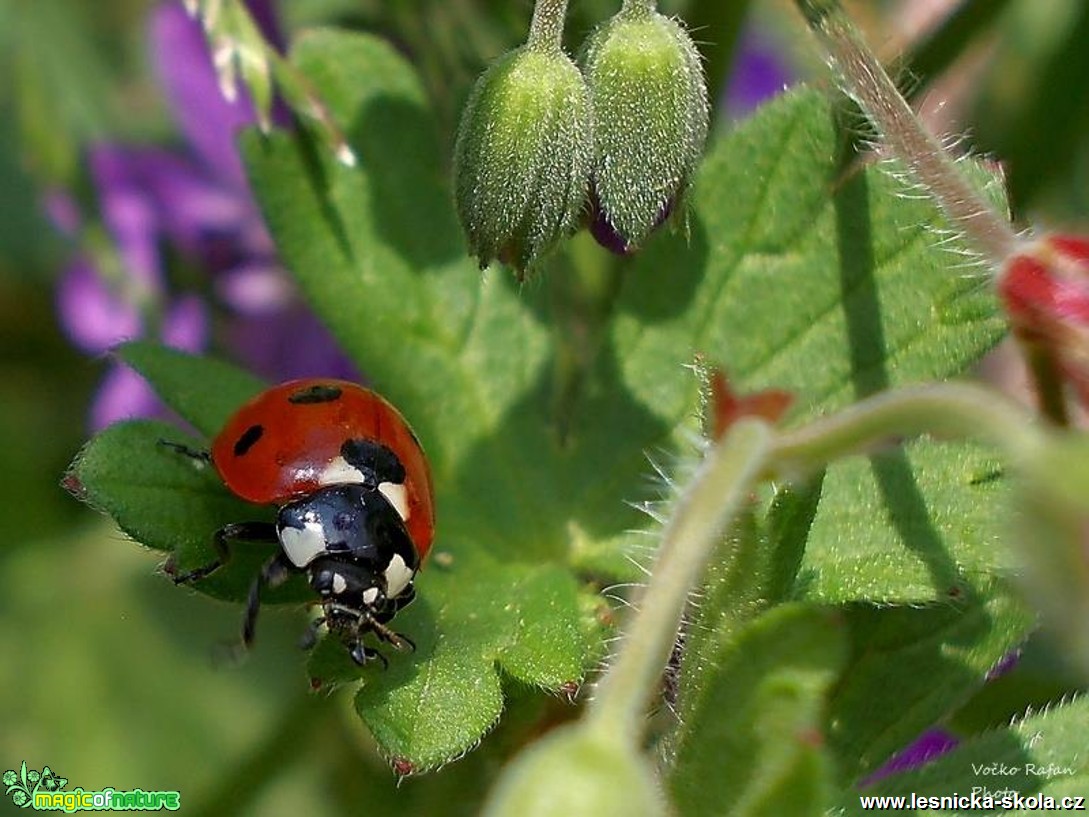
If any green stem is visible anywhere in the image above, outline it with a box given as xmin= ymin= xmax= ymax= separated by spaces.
xmin=794 ymin=0 xmax=1020 ymax=266
xmin=1024 ymin=342 xmax=1071 ymax=427
xmin=587 ymin=419 xmax=773 ymax=742
xmin=620 ymin=0 xmax=656 ymax=15
xmin=771 ymin=382 xmax=1042 ymax=476
xmin=527 ymin=0 xmax=570 ymax=53
xmin=524 ymin=0 xmax=570 ymax=53
xmin=267 ymin=48 xmax=356 ymax=166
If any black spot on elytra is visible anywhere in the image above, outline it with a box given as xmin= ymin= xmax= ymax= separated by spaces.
xmin=233 ymin=424 xmax=264 ymax=456
xmin=288 ymin=384 xmax=343 ymax=404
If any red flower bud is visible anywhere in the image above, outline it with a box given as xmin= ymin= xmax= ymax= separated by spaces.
xmin=998 ymin=234 xmax=1089 ymax=405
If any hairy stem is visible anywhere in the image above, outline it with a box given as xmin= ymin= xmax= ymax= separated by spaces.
xmin=588 ymin=419 xmax=773 ymax=742
xmin=794 ymin=0 xmax=1020 ymax=265
xmin=527 ymin=0 xmax=570 ymax=53
xmin=772 ymin=382 xmax=1042 ymax=476
xmin=621 ymin=0 xmax=657 ymax=16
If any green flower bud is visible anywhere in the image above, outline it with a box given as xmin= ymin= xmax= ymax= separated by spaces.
xmin=581 ymin=4 xmax=708 ymax=251
xmin=1010 ymin=433 xmax=1089 ymax=679
xmin=454 ymin=46 xmax=593 ymax=275
xmin=481 ymin=723 xmax=668 ymax=817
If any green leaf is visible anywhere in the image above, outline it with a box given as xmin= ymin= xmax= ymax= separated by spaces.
xmin=69 ymin=418 xmax=305 ymax=605
xmin=952 ymin=631 xmax=1088 ymax=734
xmin=116 ymin=340 xmax=267 ymax=436
xmin=615 ymin=87 xmax=1005 ymax=426
xmin=667 ymin=604 xmax=847 ymax=817
xmin=799 ymin=440 xmax=1011 ymax=602
xmin=613 ymin=88 xmax=1007 ymax=602
xmin=845 ymin=695 xmax=1089 ymax=814
xmin=353 ymin=559 xmax=589 ymax=772
xmin=827 ymin=579 xmax=1034 ymax=782
xmin=764 ymin=475 xmax=825 ymax=604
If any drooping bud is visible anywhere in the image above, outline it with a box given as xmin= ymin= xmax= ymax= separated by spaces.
xmin=998 ymin=234 xmax=1089 ymax=407
xmin=580 ymin=3 xmax=708 ymax=252
xmin=1008 ymin=431 xmax=1089 ymax=680
xmin=481 ymin=723 xmax=668 ymax=817
xmin=454 ymin=45 xmax=593 ymax=275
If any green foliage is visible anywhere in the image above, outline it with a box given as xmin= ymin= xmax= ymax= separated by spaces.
xmin=827 ymin=582 xmax=1033 ymax=781
xmin=57 ymin=5 xmax=1089 ymax=815
xmin=668 ymin=604 xmax=846 ymax=817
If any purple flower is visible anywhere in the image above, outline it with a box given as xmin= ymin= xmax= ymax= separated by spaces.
xmin=55 ymin=0 xmax=357 ymax=431
xmin=861 ymin=728 xmax=959 ymax=787
xmin=723 ymin=28 xmax=795 ymax=119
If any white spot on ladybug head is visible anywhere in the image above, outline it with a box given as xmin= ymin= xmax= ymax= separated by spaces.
xmin=361 ymin=587 xmax=380 ymax=606
xmin=377 ymin=481 xmax=409 ymax=522
xmin=279 ymin=521 xmax=326 ymax=568
xmin=384 ymin=553 xmax=414 ymax=598
xmin=318 ymin=455 xmax=368 ymax=487
xmin=331 ymin=573 xmax=348 ymax=594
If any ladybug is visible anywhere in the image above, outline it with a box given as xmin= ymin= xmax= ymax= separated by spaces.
xmin=165 ymin=379 xmax=434 ymax=666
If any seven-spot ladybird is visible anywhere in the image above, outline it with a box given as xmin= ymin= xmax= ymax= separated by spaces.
xmin=166 ymin=379 xmax=434 ymax=667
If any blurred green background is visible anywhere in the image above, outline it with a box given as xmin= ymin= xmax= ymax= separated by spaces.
xmin=2 ymin=0 xmax=1089 ymax=814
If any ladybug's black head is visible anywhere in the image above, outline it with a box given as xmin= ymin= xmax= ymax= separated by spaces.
xmin=275 ymin=484 xmax=420 ymax=665
xmin=306 ymin=554 xmax=417 ymax=665
xmin=308 ymin=556 xmax=392 ymax=614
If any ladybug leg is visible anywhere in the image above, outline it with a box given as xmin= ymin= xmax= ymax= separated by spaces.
xmin=169 ymin=521 xmax=279 ymax=584
xmin=383 ymin=585 xmax=416 ymax=615
xmin=370 ymin=587 xmax=417 ymax=651
xmin=299 ymin=615 xmax=326 ymax=651
xmin=348 ymin=641 xmax=388 ymax=669
xmin=241 ymin=551 xmax=293 ymax=649
xmin=369 ymin=617 xmax=415 ymax=653
xmin=320 ymin=603 xmax=395 ymax=667
xmin=158 ymin=439 xmax=212 ymax=465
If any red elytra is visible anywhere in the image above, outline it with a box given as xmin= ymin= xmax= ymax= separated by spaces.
xmin=211 ymin=379 xmax=435 ymax=561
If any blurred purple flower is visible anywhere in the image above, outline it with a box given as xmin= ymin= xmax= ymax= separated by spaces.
xmin=861 ymin=728 xmax=959 ymax=787
xmin=55 ymin=0 xmax=357 ymax=431
xmin=723 ymin=27 xmax=794 ymax=119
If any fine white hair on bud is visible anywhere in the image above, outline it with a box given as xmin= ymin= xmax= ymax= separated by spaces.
xmin=580 ymin=5 xmax=708 ymax=252
xmin=453 ymin=46 xmax=593 ymax=277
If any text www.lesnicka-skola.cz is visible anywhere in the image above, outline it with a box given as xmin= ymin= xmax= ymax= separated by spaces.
xmin=859 ymin=792 xmax=1086 ymax=811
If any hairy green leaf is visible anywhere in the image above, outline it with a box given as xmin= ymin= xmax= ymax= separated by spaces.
xmin=668 ymin=604 xmax=847 ymax=817
xmin=828 ymin=580 xmax=1034 ymax=782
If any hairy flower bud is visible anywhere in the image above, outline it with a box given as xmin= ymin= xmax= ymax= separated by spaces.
xmin=454 ymin=46 xmax=593 ymax=275
xmin=998 ymin=234 xmax=1089 ymax=406
xmin=481 ymin=724 xmax=667 ymax=817
xmin=581 ymin=5 xmax=708 ymax=252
